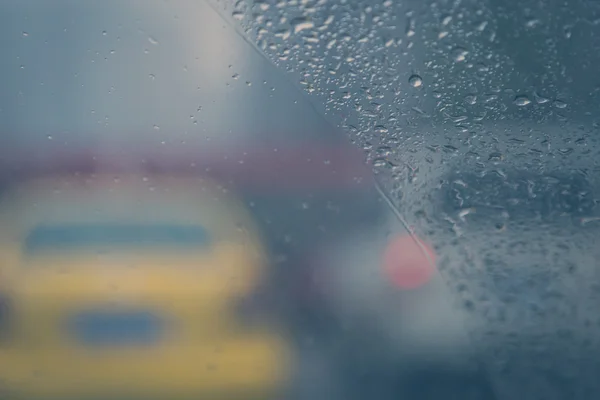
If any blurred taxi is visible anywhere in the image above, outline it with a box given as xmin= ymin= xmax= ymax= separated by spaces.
xmin=0 ymin=173 xmax=292 ymax=400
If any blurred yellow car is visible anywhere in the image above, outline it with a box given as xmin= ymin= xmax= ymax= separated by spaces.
xmin=0 ymin=173 xmax=292 ymax=400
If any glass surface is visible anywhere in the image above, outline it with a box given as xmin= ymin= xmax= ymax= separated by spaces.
xmin=1 ymin=0 xmax=600 ymax=399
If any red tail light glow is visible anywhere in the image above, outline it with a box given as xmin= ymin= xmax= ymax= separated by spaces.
xmin=383 ymin=235 xmax=436 ymax=290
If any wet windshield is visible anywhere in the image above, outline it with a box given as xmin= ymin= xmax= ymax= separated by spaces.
xmin=2 ymin=0 xmax=600 ymax=399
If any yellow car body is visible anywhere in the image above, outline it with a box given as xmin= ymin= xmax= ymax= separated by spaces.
xmin=0 ymin=174 xmax=292 ymax=400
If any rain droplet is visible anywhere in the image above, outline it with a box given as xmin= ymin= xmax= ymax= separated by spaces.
xmin=558 ymin=147 xmax=573 ymax=155
xmin=406 ymin=18 xmax=416 ymax=37
xmin=409 ymin=74 xmax=423 ymax=87
xmin=443 ymin=145 xmax=458 ymax=153
xmin=256 ymin=1 xmax=270 ymax=11
xmin=232 ymin=11 xmax=244 ymax=21
xmin=476 ymin=21 xmax=488 ymax=31
xmin=451 ymin=47 xmax=468 ymax=62
xmin=484 ymin=93 xmax=498 ymax=102
xmin=554 ymin=99 xmax=567 ymax=109
xmin=464 ymin=94 xmax=477 ymax=105
xmin=373 ymin=158 xmax=390 ymax=168
xmin=291 ymin=17 xmax=314 ymax=34
xmin=488 ymin=152 xmax=504 ymax=161
xmin=22 ymin=31 xmax=29 ymax=37
xmin=514 ymin=95 xmax=531 ymax=106
xmin=534 ymin=92 xmax=549 ymax=104
xmin=275 ymin=28 xmax=291 ymax=40
xmin=148 ymin=36 xmax=159 ymax=45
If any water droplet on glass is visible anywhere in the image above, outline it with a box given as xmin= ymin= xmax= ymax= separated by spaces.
xmin=476 ymin=21 xmax=488 ymax=31
xmin=488 ymin=152 xmax=504 ymax=161
xmin=256 ymin=1 xmax=270 ymax=11
xmin=464 ymin=94 xmax=477 ymax=105
xmin=22 ymin=31 xmax=29 ymax=37
xmin=409 ymin=74 xmax=423 ymax=87
xmin=443 ymin=145 xmax=458 ymax=153
xmin=406 ymin=18 xmax=416 ymax=37
xmin=232 ymin=11 xmax=244 ymax=21
xmin=514 ymin=95 xmax=531 ymax=106
xmin=558 ymin=148 xmax=573 ymax=155
xmin=291 ymin=17 xmax=314 ymax=34
xmin=484 ymin=93 xmax=498 ymax=103
xmin=534 ymin=92 xmax=549 ymax=104
xmin=373 ymin=158 xmax=390 ymax=168
xmin=275 ymin=28 xmax=291 ymax=40
xmin=148 ymin=36 xmax=159 ymax=45
xmin=451 ymin=47 xmax=468 ymax=62
xmin=554 ymin=99 xmax=567 ymax=109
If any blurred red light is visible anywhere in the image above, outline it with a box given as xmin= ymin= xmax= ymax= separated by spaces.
xmin=383 ymin=234 xmax=436 ymax=290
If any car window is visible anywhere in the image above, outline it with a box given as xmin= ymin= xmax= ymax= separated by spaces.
xmin=3 ymin=0 xmax=600 ymax=399
xmin=24 ymin=224 xmax=211 ymax=254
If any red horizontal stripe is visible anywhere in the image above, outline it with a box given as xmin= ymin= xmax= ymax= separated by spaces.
xmin=0 ymin=144 xmax=375 ymax=191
